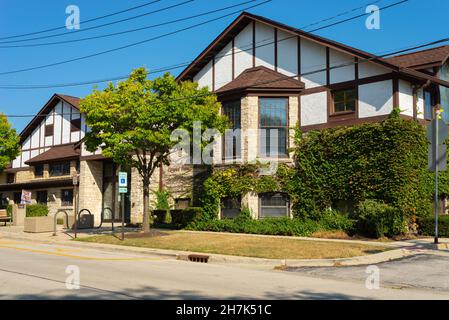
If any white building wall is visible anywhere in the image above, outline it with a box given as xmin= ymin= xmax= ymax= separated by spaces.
xmin=11 ymin=101 xmax=85 ymax=169
xmin=215 ymin=42 xmax=233 ymax=90
xmin=358 ymin=80 xmax=393 ymax=118
xmin=300 ymin=92 xmax=327 ymax=126
xmin=329 ymin=49 xmax=355 ymax=84
xmin=417 ymin=88 xmax=424 ymax=119
xmin=193 ymin=61 xmax=213 ymax=90
xmin=255 ymin=22 xmax=275 ymax=70
xmin=399 ymin=79 xmax=414 ymax=117
xmin=301 ymin=39 xmax=327 ymax=88
xmin=234 ymin=22 xmax=253 ymax=77
xmin=277 ymin=30 xmax=297 ymax=77
xmin=358 ymin=61 xmax=390 ymax=79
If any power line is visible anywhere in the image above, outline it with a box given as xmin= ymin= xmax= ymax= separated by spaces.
xmin=0 ymin=0 xmax=272 ymax=76
xmin=299 ymin=0 xmax=383 ymax=30
xmin=0 ymin=0 xmax=407 ymax=84
xmin=0 ymin=0 xmax=257 ymax=49
xmin=0 ymin=0 xmax=195 ymax=45
xmin=0 ymin=0 xmax=162 ymax=41
xmin=3 ymin=37 xmax=448 ymax=117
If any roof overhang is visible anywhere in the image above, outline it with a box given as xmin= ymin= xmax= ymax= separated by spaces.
xmin=176 ymin=12 xmax=449 ymax=90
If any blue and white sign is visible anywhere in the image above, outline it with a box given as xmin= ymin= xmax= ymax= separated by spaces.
xmin=118 ymin=172 xmax=128 ymax=188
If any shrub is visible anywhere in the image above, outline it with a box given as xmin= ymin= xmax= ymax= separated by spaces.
xmin=25 ymin=204 xmax=49 ymax=217
xmin=188 ymin=218 xmax=321 ymax=237
xmin=318 ymin=209 xmax=356 ymax=234
xmin=418 ymin=215 xmax=449 ymax=237
xmin=153 ymin=190 xmax=171 ymax=211
xmin=171 ymin=207 xmax=204 ymax=228
xmin=355 ymin=200 xmax=407 ymax=238
xmin=153 ymin=210 xmax=169 ymax=224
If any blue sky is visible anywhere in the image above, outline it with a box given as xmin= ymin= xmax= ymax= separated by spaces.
xmin=1 ymin=0 xmax=448 ymax=132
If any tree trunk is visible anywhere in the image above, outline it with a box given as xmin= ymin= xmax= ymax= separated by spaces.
xmin=142 ymin=183 xmax=150 ymax=233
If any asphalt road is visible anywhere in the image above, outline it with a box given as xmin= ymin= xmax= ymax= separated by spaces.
xmin=288 ymin=253 xmax=449 ymax=293
xmin=0 ymin=239 xmax=448 ymax=300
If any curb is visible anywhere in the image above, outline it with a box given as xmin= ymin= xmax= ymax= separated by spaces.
xmin=0 ymin=230 xmax=422 ymax=268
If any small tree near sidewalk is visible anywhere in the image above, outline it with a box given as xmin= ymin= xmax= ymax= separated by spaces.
xmin=80 ymin=68 xmax=227 ymax=233
xmin=0 ymin=114 xmax=20 ymax=172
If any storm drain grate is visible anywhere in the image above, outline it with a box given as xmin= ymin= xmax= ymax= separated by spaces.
xmin=188 ymin=254 xmax=210 ymax=263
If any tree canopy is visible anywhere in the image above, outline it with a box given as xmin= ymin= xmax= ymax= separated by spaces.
xmin=0 ymin=114 xmax=20 ymax=172
xmin=80 ymin=67 xmax=228 ymax=232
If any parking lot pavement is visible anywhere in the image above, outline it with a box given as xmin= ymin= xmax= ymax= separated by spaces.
xmin=287 ymin=253 xmax=449 ymax=292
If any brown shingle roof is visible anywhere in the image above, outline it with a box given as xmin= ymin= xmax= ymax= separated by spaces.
xmin=386 ymin=45 xmax=449 ymax=69
xmin=216 ymin=66 xmax=304 ymax=94
xmin=25 ymin=143 xmax=80 ymax=165
xmin=56 ymin=94 xmax=80 ymax=109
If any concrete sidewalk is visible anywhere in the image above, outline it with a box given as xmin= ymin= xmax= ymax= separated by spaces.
xmin=0 ymin=225 xmax=447 ymax=268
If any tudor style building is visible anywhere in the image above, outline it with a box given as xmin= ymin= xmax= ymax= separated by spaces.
xmin=1 ymin=12 xmax=449 ymax=223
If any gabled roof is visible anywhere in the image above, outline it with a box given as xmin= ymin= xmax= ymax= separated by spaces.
xmin=176 ymin=12 xmax=449 ymax=90
xmin=19 ymin=94 xmax=80 ymax=143
xmin=385 ymin=45 xmax=449 ymax=70
xmin=25 ymin=143 xmax=80 ymax=165
xmin=177 ymin=12 xmax=401 ymax=82
xmin=216 ymin=66 xmax=304 ymax=94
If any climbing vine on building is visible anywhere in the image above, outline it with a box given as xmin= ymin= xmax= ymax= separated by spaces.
xmin=201 ymin=162 xmax=293 ymax=219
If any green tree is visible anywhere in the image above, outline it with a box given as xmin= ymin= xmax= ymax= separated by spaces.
xmin=80 ymin=68 xmax=227 ymax=233
xmin=0 ymin=114 xmax=20 ymax=172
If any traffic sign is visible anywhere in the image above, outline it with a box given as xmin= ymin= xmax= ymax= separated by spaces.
xmin=119 ymin=187 xmax=128 ymax=194
xmin=428 ymin=145 xmax=447 ymax=172
xmin=118 ymin=172 xmax=128 ymax=187
xmin=427 ymin=119 xmax=448 ymax=144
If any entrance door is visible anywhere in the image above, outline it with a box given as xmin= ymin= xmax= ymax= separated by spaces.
xmin=102 ymin=161 xmax=131 ymax=223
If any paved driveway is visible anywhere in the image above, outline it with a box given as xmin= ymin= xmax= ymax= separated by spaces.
xmin=287 ymin=253 xmax=449 ymax=293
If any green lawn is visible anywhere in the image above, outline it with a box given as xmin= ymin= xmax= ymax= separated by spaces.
xmin=78 ymin=231 xmax=388 ymax=260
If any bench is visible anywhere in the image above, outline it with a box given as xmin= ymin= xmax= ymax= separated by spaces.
xmin=0 ymin=209 xmax=12 ymax=226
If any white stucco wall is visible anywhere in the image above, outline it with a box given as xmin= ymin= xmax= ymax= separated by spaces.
xmin=234 ymin=22 xmax=253 ymax=78
xmin=277 ymin=30 xmax=297 ymax=77
xmin=399 ymin=79 xmax=414 ymax=117
xmin=329 ymin=49 xmax=355 ymax=84
xmin=255 ymin=22 xmax=275 ymax=70
xmin=301 ymin=39 xmax=327 ymax=88
xmin=358 ymin=61 xmax=390 ymax=79
xmin=358 ymin=80 xmax=393 ymax=118
xmin=12 ymin=101 xmax=83 ymax=169
xmin=193 ymin=60 xmax=213 ymax=90
xmin=215 ymin=42 xmax=233 ymax=90
xmin=300 ymin=91 xmax=327 ymax=126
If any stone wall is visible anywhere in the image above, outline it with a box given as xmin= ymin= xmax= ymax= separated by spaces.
xmin=78 ymin=160 xmax=103 ymax=225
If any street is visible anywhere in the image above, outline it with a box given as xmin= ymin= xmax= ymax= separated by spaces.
xmin=0 ymin=239 xmax=448 ymax=300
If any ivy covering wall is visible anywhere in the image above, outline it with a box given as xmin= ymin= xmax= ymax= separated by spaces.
xmin=291 ymin=109 xmax=447 ymax=220
xmin=198 ymin=110 xmax=447 ymax=237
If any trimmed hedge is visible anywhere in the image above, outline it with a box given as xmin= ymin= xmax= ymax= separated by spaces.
xmin=418 ymin=215 xmax=449 ymax=237
xmin=153 ymin=210 xmax=171 ymax=224
xmin=26 ymin=204 xmax=49 ymax=217
xmin=171 ymin=207 xmax=204 ymax=228
xmin=187 ymin=210 xmax=355 ymax=237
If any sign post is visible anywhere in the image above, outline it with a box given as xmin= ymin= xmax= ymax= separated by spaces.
xmin=118 ymin=172 xmax=128 ymax=240
xmin=427 ymin=107 xmax=448 ymax=244
xmin=72 ymin=174 xmax=79 ymax=239
xmin=20 ymin=190 xmax=32 ymax=217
